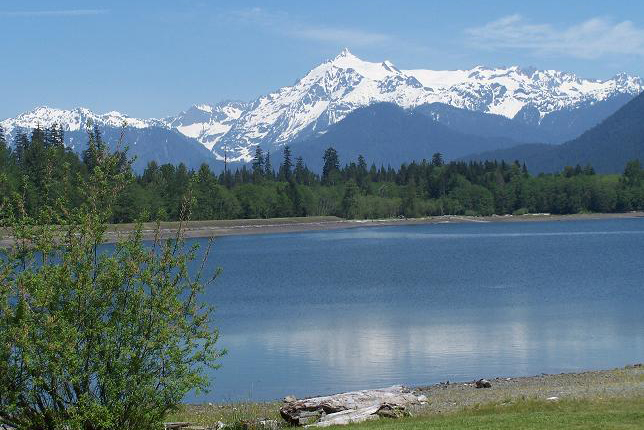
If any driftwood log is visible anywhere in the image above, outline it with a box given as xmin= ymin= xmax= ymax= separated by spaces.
xmin=279 ymin=385 xmax=421 ymax=427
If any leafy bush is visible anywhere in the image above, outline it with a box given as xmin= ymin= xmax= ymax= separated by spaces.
xmin=0 ymin=144 xmax=223 ymax=430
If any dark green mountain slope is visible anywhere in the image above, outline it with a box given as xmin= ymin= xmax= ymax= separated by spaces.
xmin=287 ymin=103 xmax=524 ymax=170
xmin=462 ymin=91 xmax=644 ymax=173
xmin=65 ymin=126 xmax=223 ymax=173
xmin=415 ymin=93 xmax=633 ymax=144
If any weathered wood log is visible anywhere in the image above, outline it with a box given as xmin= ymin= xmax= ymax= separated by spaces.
xmin=279 ymin=385 xmax=421 ymax=427
xmin=164 ymin=423 xmax=200 ymax=430
xmin=312 ymin=405 xmax=381 ymax=427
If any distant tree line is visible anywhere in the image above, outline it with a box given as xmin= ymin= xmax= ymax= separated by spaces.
xmin=1 ymin=124 xmax=643 ymax=223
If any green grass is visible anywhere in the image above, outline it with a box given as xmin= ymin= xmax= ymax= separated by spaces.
xmin=342 ymin=397 xmax=644 ymax=430
xmin=167 ymin=397 xmax=643 ymax=429
xmin=166 ymin=401 xmax=282 ymax=427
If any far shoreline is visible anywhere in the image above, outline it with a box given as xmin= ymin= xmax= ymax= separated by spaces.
xmin=106 ymin=211 xmax=644 ymax=243
xmin=2 ymin=212 xmax=643 ymax=246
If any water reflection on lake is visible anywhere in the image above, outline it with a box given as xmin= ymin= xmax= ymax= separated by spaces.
xmin=186 ymin=218 xmax=644 ymax=402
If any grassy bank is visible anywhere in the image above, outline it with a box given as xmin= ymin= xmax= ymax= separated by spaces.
xmin=167 ymin=366 xmax=644 ymax=428
xmin=341 ymin=397 xmax=644 ymax=430
xmin=168 ymin=397 xmax=644 ymax=429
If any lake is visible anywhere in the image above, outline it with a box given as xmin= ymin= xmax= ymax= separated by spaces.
xmin=187 ymin=218 xmax=644 ymax=402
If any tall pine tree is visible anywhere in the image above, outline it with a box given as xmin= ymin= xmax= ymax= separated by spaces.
xmin=264 ymin=151 xmax=273 ymax=180
xmin=294 ymin=156 xmax=306 ymax=185
xmin=251 ymin=147 xmax=264 ymax=183
xmin=322 ymin=147 xmax=339 ymax=185
xmin=279 ymin=145 xmax=293 ymax=182
xmin=14 ymin=131 xmax=30 ymax=165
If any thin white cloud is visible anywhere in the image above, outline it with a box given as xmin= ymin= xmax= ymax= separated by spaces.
xmin=230 ymin=7 xmax=391 ymax=47
xmin=0 ymin=9 xmax=107 ymax=17
xmin=466 ymin=14 xmax=644 ymax=59
xmin=294 ymin=26 xmax=390 ymax=46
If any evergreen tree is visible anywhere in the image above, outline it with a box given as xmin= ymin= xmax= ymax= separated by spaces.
xmin=322 ymin=147 xmax=339 ymax=185
xmin=287 ymin=180 xmax=305 ymax=216
xmin=264 ymin=151 xmax=273 ymax=179
xmin=26 ymin=126 xmax=48 ymax=184
xmin=30 ymin=124 xmax=46 ymax=146
xmin=341 ymin=179 xmax=360 ymax=218
xmin=14 ymin=131 xmax=30 ymax=165
xmin=402 ymin=178 xmax=417 ymax=217
xmin=45 ymin=124 xmax=55 ymax=147
xmin=357 ymin=154 xmax=367 ymax=172
xmin=223 ymin=169 xmax=233 ymax=188
xmin=369 ymin=163 xmax=377 ymax=182
xmin=0 ymin=125 xmax=7 ymax=149
xmin=45 ymin=123 xmax=65 ymax=148
xmin=82 ymin=125 xmax=107 ymax=172
xmin=431 ymin=152 xmax=444 ymax=167
xmin=57 ymin=124 xmax=65 ymax=147
xmin=279 ymin=145 xmax=293 ymax=181
xmin=357 ymin=154 xmax=368 ymax=190
xmin=623 ymin=160 xmax=642 ymax=187
xmin=251 ymin=147 xmax=264 ymax=183
xmin=0 ymin=125 xmax=10 ymax=170
xmin=294 ymin=156 xmax=306 ymax=184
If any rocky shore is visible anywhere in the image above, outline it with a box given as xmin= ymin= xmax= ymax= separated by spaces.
xmin=411 ymin=364 xmax=643 ymax=415
xmin=167 ymin=364 xmax=644 ymax=429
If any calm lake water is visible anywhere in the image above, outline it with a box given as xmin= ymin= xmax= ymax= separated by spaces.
xmin=187 ymin=218 xmax=644 ymax=402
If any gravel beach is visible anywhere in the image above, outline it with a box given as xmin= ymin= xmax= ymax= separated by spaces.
xmin=170 ymin=365 xmax=644 ymax=426
xmin=410 ymin=365 xmax=644 ymax=415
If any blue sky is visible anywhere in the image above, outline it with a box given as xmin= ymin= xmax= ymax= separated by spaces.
xmin=2 ymin=0 xmax=644 ymax=119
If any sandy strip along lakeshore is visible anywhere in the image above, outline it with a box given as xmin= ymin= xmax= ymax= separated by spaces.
xmin=1 ymin=212 xmax=643 ymax=246
xmin=107 ymin=211 xmax=644 ymax=242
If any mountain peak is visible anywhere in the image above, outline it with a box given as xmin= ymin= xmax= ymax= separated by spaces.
xmin=213 ymin=56 xmax=642 ymax=161
xmin=325 ymin=49 xmax=400 ymax=81
xmin=330 ymin=48 xmax=361 ymax=64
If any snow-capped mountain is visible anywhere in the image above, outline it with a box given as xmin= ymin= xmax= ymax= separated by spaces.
xmin=0 ymin=106 xmax=219 ymax=173
xmin=2 ymin=49 xmax=641 ymax=167
xmin=0 ymin=106 xmax=162 ymax=137
xmin=209 ymin=49 xmax=641 ymax=162
xmin=162 ymin=101 xmax=249 ymax=150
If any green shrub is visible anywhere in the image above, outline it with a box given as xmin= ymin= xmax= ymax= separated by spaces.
xmin=0 ymin=146 xmax=223 ymax=430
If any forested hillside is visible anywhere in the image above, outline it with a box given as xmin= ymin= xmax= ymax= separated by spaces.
xmin=287 ymin=103 xmax=524 ymax=171
xmin=463 ymin=91 xmax=644 ymax=173
xmin=1 ymin=124 xmax=643 ymax=223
